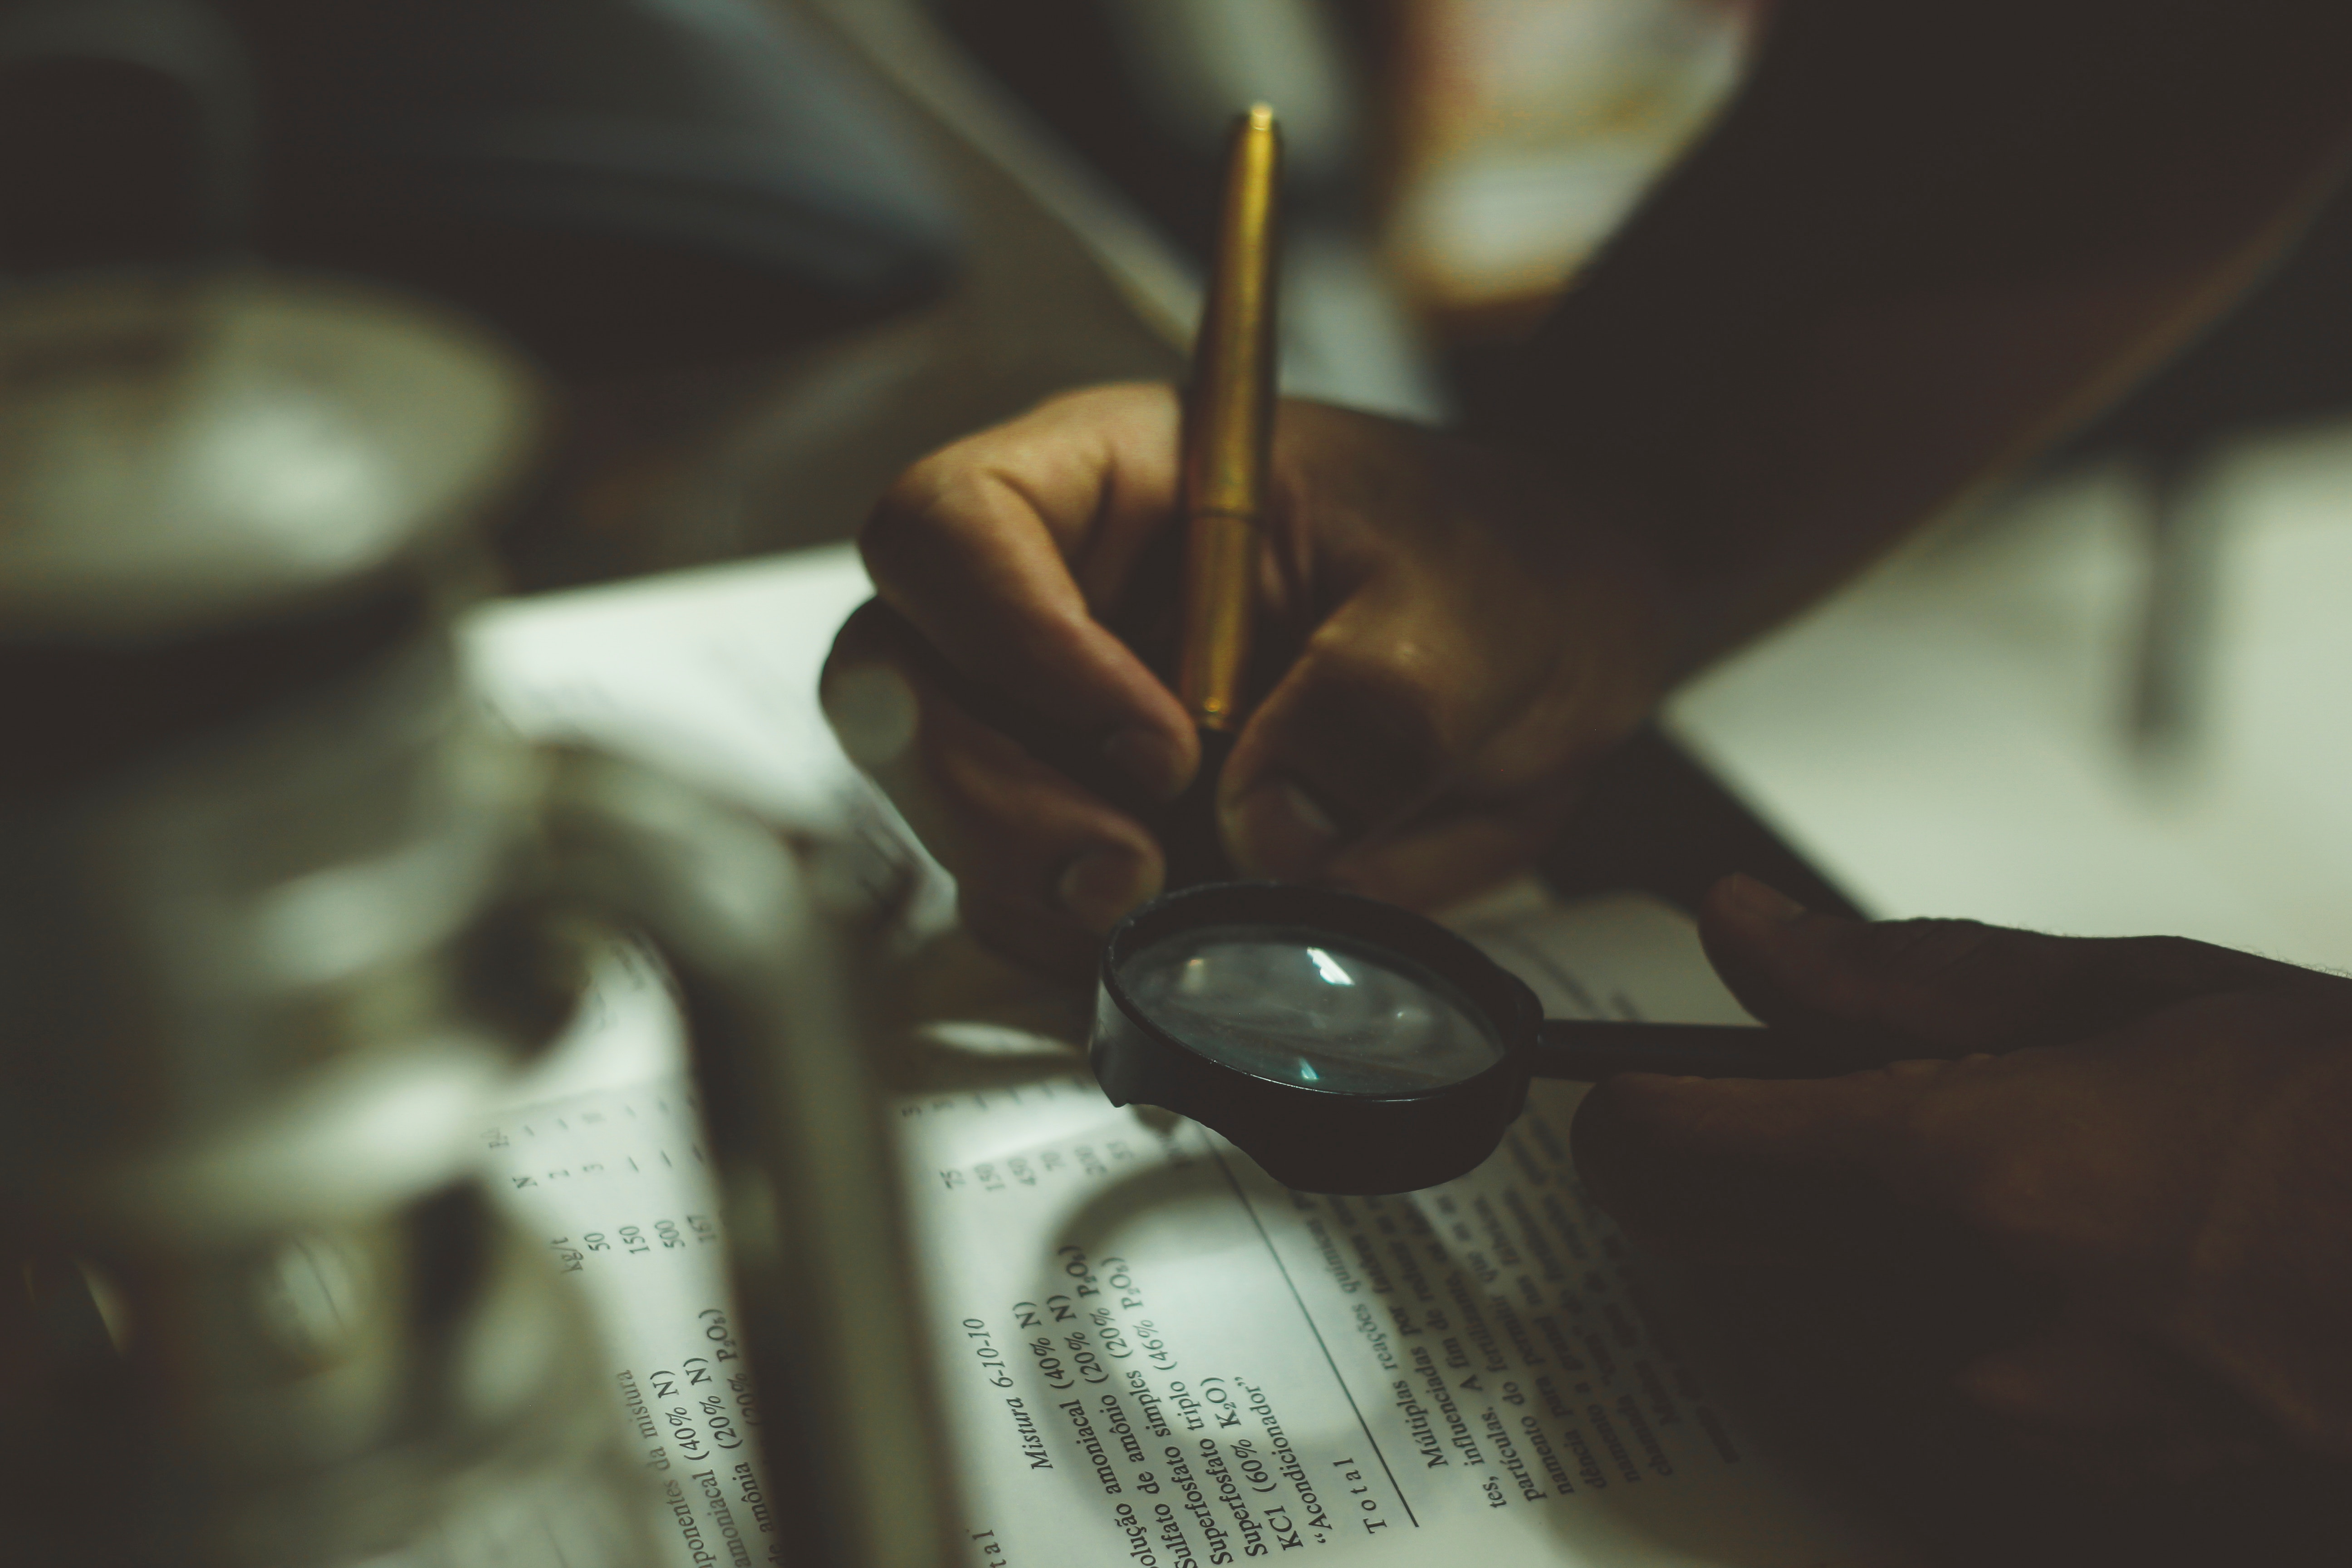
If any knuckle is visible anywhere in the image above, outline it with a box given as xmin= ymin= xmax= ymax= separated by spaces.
xmin=1033 ymin=379 xmax=1165 ymax=420
xmin=2117 ymin=934 xmax=2210 ymax=967
xmin=1285 ymin=649 xmax=1457 ymax=818
xmin=1942 ymin=1149 xmax=2048 ymax=1240
xmin=1839 ymin=918 xmax=2053 ymax=1034
xmin=1863 ymin=917 xmax=2009 ymax=982
xmin=1891 ymin=1091 xmax=1993 ymax=1204
xmin=856 ymin=475 xmax=936 ymax=583
xmin=861 ymin=451 xmax=1003 ymax=581
xmin=1896 ymin=1089 xmax=2044 ymax=1236
xmin=2107 ymin=934 xmax=2269 ymax=996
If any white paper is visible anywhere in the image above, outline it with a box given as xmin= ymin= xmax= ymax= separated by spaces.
xmin=462 ymin=551 xmax=1914 ymax=1568
xmin=892 ymin=892 xmax=1905 ymax=1568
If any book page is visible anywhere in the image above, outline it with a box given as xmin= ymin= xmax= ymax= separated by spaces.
xmin=479 ymin=895 xmax=1906 ymax=1568
xmin=463 ymin=549 xmax=1913 ymax=1567
xmin=883 ymin=890 xmax=1906 ymax=1568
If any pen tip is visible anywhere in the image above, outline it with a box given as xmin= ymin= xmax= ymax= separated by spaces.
xmin=1246 ymin=103 xmax=1275 ymax=130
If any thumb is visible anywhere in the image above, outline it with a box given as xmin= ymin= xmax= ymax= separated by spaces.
xmin=1214 ymin=592 xmax=1483 ymax=882
xmin=1696 ymin=874 xmax=2313 ymax=1057
xmin=1571 ymin=1063 xmax=1950 ymax=1259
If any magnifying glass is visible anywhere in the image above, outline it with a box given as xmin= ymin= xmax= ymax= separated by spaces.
xmin=1091 ymin=882 xmax=1871 ymax=1195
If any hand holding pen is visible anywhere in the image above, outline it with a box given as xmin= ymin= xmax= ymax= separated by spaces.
xmin=824 ymin=157 xmax=1684 ymax=975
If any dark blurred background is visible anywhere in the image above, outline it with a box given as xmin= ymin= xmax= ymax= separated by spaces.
xmin=14 ymin=0 xmax=2352 ymax=971
xmin=11 ymin=6 xmax=2352 ymax=1561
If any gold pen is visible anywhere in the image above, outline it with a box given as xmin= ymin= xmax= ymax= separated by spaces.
xmin=1165 ymin=103 xmax=1281 ymax=887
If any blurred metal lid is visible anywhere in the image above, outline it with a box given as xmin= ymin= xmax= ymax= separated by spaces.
xmin=0 ymin=269 xmax=539 ymax=641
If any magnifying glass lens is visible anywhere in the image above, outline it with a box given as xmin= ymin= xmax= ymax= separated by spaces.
xmin=1116 ymin=923 xmax=1506 ymax=1095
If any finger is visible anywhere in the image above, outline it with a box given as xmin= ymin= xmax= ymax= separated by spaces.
xmin=1316 ymin=792 xmax=1578 ymax=913
xmin=1696 ymin=874 xmax=2321 ymax=1055
xmin=1213 ymin=461 xmax=1662 ymax=885
xmin=858 ymin=384 xmax=1197 ymax=804
xmin=822 ymin=608 xmax=1161 ymax=974
xmin=1569 ymin=1062 xmax=1965 ymax=1258
xmin=1960 ymin=1321 xmax=2272 ymax=1484
xmin=1216 ymin=572 xmax=1552 ymax=882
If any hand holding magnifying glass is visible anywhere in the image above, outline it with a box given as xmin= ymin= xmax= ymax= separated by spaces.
xmin=1090 ymin=882 xmax=1874 ymax=1195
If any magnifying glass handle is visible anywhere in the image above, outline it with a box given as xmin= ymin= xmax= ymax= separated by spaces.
xmin=1532 ymin=1018 xmax=1863 ymax=1081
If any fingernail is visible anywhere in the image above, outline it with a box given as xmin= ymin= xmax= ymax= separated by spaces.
xmin=1057 ymin=847 xmax=1160 ymax=933
xmin=1103 ymin=725 xmax=1191 ymax=803
xmin=821 ymin=663 xmax=919 ymax=769
xmin=1722 ymin=873 xmax=1806 ymax=927
xmin=1223 ymin=776 xmax=1342 ymax=879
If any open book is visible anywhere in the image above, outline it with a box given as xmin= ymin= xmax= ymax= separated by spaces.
xmin=463 ymin=547 xmax=1912 ymax=1568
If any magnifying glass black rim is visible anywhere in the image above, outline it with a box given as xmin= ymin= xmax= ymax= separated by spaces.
xmin=1092 ymin=882 xmax=1546 ymax=1194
